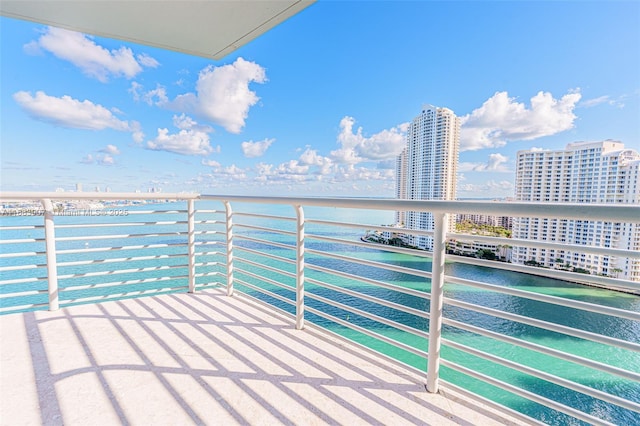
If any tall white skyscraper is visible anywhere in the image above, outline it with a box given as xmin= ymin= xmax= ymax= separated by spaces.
xmin=396 ymin=105 xmax=460 ymax=250
xmin=513 ymin=140 xmax=640 ymax=281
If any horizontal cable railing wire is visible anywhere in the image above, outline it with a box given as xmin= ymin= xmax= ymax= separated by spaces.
xmin=306 ymin=263 xmax=430 ymax=300
xmin=448 ymin=232 xmax=640 ymax=260
xmin=0 ymin=237 xmax=46 ymax=244
xmin=306 ymin=247 xmax=433 ymax=279
xmin=0 ymin=216 xmax=47 ymax=312
xmin=444 ymin=274 xmax=640 ymax=321
xmin=441 ymin=253 xmax=640 ymax=292
xmin=444 ymin=296 xmax=639 ymax=352
xmin=306 ymin=276 xmax=429 ymax=335
xmin=207 ymin=196 xmax=638 ymax=425
xmin=442 ymin=337 xmax=640 ymax=414
xmin=305 ymin=303 xmax=429 ymax=360
xmin=440 ymin=359 xmax=614 ymax=426
xmin=443 ymin=317 xmax=640 ymax=382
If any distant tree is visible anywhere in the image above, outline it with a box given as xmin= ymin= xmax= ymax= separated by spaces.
xmin=455 ymin=222 xmax=511 ymax=238
xmin=389 ymin=237 xmax=403 ymax=246
xmin=477 ymin=249 xmax=497 ymax=260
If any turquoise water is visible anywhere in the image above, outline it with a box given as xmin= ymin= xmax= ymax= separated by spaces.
xmin=1 ymin=200 xmax=638 ymax=425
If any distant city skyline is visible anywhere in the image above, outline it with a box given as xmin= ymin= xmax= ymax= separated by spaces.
xmin=1 ymin=2 xmax=639 ymax=197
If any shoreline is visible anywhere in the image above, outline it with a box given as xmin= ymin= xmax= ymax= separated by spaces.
xmin=360 ymin=236 xmax=639 ymax=296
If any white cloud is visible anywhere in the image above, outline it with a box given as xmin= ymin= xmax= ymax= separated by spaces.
xmin=144 ymin=85 xmax=169 ymax=106
xmin=275 ymin=160 xmax=309 ymax=176
xmin=254 ymin=163 xmax=273 ymax=182
xmin=147 ymin=128 xmax=213 ymax=156
xmin=376 ymin=160 xmax=397 ymax=170
xmin=99 ymin=154 xmax=115 ymax=165
xmin=174 ymin=114 xmax=198 ymax=130
xmin=486 ymin=153 xmax=508 ymax=170
xmin=459 ymin=153 xmax=509 ymax=172
xmin=580 ymin=95 xmax=609 ymax=108
xmin=253 ymin=160 xmax=311 ymax=183
xmin=27 ymin=27 xmax=158 ymax=82
xmin=460 ymin=90 xmax=581 ymax=151
xmin=79 ymin=153 xmax=115 ymax=166
xmin=170 ymin=57 xmax=267 ymax=133
xmin=130 ymin=82 xmax=169 ymax=106
xmin=131 ymin=125 xmax=145 ymax=144
xmin=580 ymin=95 xmax=625 ymax=109
xmin=298 ymin=148 xmax=334 ymax=175
xmin=332 ymin=165 xmax=395 ymax=182
xmin=299 ymin=147 xmax=326 ymax=166
xmin=173 ymin=113 xmax=213 ymax=133
xmin=80 ymin=154 xmax=94 ymax=164
xmin=458 ymin=180 xmax=514 ymax=194
xmin=201 ymin=159 xmax=221 ymax=168
xmin=146 ymin=114 xmax=215 ymax=156
xmin=241 ymin=138 xmax=274 ymax=158
xmin=129 ymin=82 xmax=143 ymax=101
xmin=331 ymin=117 xmax=408 ymax=164
xmin=185 ymin=165 xmax=250 ymax=188
xmin=245 ymin=137 xmax=400 ymax=187
xmin=100 ymin=144 xmax=120 ymax=155
xmin=13 ymin=91 xmax=137 ymax=135
xmin=146 ymin=115 xmax=213 ymax=156
xmin=216 ymin=164 xmax=248 ymax=180
xmin=136 ymin=53 xmax=160 ymax=68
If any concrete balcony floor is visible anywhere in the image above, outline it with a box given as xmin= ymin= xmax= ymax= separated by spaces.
xmin=1 ymin=287 xmax=528 ymax=425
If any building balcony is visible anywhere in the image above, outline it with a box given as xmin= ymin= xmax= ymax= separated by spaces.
xmin=1 ymin=192 xmax=639 ymax=425
xmin=1 ymin=285 xmax=523 ymax=425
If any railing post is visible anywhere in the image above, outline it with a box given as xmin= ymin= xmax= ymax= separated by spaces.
xmin=426 ymin=212 xmax=448 ymax=392
xmin=187 ymin=199 xmax=196 ymax=293
xmin=223 ymin=201 xmax=234 ymax=296
xmin=294 ymin=205 xmax=305 ymax=330
xmin=41 ymin=199 xmax=59 ymax=311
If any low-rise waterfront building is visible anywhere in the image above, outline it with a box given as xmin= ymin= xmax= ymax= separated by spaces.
xmin=456 ymin=212 xmax=513 ymax=230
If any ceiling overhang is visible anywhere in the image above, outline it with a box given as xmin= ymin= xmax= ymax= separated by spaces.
xmin=0 ymin=0 xmax=315 ymax=60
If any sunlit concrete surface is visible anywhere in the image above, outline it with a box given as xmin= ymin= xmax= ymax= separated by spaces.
xmin=0 ymin=287 xmax=530 ymax=425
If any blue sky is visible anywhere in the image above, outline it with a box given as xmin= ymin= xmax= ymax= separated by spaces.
xmin=1 ymin=1 xmax=639 ymax=197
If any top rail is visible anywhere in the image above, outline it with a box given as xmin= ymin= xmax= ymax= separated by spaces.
xmin=199 ymin=194 xmax=640 ymax=222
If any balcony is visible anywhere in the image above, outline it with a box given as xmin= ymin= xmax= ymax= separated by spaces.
xmin=1 ymin=286 xmax=523 ymax=425
xmin=1 ymin=192 xmax=639 ymax=425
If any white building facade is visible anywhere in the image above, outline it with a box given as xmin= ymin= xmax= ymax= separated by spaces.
xmin=513 ymin=140 xmax=640 ymax=281
xmin=457 ymin=212 xmax=513 ymax=229
xmin=396 ymin=105 xmax=460 ymax=250
xmin=395 ymin=147 xmax=408 ymax=226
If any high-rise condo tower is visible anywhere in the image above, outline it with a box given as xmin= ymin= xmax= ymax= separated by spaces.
xmin=513 ymin=140 xmax=640 ymax=281
xmin=396 ymin=105 xmax=460 ymax=250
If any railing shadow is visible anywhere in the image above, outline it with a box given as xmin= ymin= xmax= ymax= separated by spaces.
xmin=13 ymin=287 xmax=526 ymax=425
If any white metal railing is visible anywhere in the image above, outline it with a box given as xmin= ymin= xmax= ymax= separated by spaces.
xmin=0 ymin=191 xmax=639 ymax=425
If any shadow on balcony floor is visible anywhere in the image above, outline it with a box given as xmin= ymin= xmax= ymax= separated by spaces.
xmin=0 ymin=287 xmax=529 ymax=425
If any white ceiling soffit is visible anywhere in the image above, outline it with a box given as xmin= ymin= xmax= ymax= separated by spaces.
xmin=0 ymin=0 xmax=315 ymax=60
